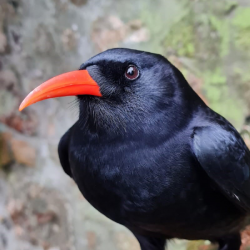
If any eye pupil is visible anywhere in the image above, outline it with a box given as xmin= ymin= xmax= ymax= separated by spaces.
xmin=125 ymin=65 xmax=139 ymax=80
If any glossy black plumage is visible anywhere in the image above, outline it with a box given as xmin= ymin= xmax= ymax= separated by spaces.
xmin=58 ymin=48 xmax=250 ymax=250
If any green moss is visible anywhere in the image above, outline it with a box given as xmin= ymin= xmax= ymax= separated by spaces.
xmin=209 ymin=16 xmax=230 ymax=57
xmin=234 ymin=29 xmax=250 ymax=50
xmin=186 ymin=240 xmax=205 ymax=250
xmin=139 ymin=0 xmax=186 ymax=53
xmin=164 ymin=16 xmax=195 ymax=57
xmin=208 ymin=67 xmax=227 ymax=85
xmin=202 ymin=68 xmax=245 ymax=128
xmin=224 ymin=0 xmax=238 ymax=14
xmin=233 ymin=7 xmax=250 ymax=50
xmin=203 ymin=68 xmax=227 ymax=103
xmin=212 ymin=98 xmax=243 ymax=125
xmin=162 ymin=2 xmax=233 ymax=58
xmin=233 ymin=8 xmax=250 ymax=29
xmin=141 ymin=0 xmax=248 ymax=128
xmin=205 ymin=86 xmax=223 ymax=102
xmin=186 ymin=240 xmax=217 ymax=250
xmin=233 ymin=67 xmax=250 ymax=83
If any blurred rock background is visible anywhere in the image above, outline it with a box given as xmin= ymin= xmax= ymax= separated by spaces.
xmin=0 ymin=0 xmax=250 ymax=249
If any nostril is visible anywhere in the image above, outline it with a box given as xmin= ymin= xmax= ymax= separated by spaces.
xmin=124 ymin=87 xmax=132 ymax=93
xmin=79 ymin=62 xmax=95 ymax=70
xmin=79 ymin=63 xmax=86 ymax=70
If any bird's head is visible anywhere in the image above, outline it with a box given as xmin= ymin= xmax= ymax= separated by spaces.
xmin=20 ymin=48 xmax=201 ymax=134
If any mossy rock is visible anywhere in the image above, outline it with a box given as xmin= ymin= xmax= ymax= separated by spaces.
xmin=232 ymin=7 xmax=250 ymax=51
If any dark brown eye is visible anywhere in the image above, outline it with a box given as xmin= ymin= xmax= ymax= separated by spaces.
xmin=125 ymin=65 xmax=139 ymax=80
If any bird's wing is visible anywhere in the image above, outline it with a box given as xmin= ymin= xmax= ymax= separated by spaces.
xmin=192 ymin=125 xmax=250 ymax=211
xmin=58 ymin=126 xmax=74 ymax=178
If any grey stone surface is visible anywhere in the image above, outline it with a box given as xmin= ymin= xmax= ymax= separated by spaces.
xmin=0 ymin=0 xmax=250 ymax=249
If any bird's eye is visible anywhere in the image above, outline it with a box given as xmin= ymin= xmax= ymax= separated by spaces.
xmin=125 ymin=65 xmax=139 ymax=80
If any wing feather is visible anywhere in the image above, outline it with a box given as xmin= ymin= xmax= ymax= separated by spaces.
xmin=192 ymin=125 xmax=250 ymax=211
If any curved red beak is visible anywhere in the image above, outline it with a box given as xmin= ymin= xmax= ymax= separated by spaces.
xmin=19 ymin=70 xmax=102 ymax=111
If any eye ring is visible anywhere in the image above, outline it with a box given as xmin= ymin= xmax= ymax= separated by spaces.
xmin=125 ymin=65 xmax=139 ymax=80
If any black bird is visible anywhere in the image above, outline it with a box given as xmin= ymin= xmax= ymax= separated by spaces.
xmin=19 ymin=48 xmax=250 ymax=250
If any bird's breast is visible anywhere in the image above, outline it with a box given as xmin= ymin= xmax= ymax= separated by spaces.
xmin=69 ymin=129 xmax=245 ymax=237
xmin=69 ymin=130 xmax=200 ymax=222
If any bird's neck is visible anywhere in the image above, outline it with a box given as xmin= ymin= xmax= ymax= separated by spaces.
xmin=77 ymin=98 xmax=194 ymax=139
